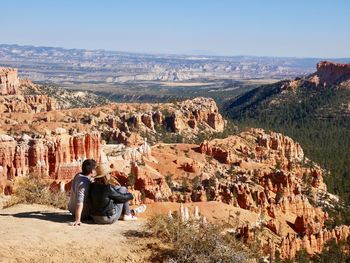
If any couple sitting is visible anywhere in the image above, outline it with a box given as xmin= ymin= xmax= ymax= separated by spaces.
xmin=68 ymin=159 xmax=146 ymax=226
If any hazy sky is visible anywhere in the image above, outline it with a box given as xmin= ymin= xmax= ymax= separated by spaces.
xmin=1 ymin=0 xmax=349 ymax=58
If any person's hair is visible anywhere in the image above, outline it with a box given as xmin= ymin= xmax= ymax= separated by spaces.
xmin=94 ymin=176 xmax=108 ymax=185
xmin=82 ymin=159 xmax=96 ymax=175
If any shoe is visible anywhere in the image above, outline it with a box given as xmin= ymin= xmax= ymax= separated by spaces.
xmin=132 ymin=204 xmax=147 ymax=215
xmin=122 ymin=214 xmax=137 ymax=221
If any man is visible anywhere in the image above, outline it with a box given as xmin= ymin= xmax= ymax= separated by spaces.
xmin=68 ymin=159 xmax=97 ymax=226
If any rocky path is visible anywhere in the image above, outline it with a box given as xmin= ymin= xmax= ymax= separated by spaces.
xmin=0 ymin=204 xmax=152 ymax=263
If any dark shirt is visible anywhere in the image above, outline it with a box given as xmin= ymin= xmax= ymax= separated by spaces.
xmin=89 ymin=183 xmax=133 ymax=216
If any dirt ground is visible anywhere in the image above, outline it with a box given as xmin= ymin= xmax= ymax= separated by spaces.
xmin=0 ymin=204 xmax=154 ymax=263
xmin=0 ymin=201 xmax=295 ymax=262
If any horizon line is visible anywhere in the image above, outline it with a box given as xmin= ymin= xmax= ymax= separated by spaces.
xmin=2 ymin=43 xmax=350 ymax=61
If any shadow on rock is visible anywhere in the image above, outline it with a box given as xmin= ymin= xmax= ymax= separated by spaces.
xmin=123 ymin=230 xmax=174 ymax=263
xmin=123 ymin=229 xmax=151 ymax=238
xmin=0 ymin=210 xmax=94 ymax=224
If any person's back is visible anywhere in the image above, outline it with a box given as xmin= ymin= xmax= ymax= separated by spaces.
xmin=68 ymin=173 xmax=92 ymax=219
xmin=89 ymin=164 xmax=141 ymax=224
xmin=90 ymin=183 xmax=133 ymax=217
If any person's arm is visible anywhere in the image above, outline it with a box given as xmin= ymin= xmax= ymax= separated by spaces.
xmin=109 ymin=185 xmax=133 ymax=203
xmin=72 ymin=181 xmax=88 ymax=226
xmin=73 ymin=203 xmax=83 ymax=226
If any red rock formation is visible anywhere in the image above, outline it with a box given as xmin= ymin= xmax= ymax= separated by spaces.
xmin=198 ymin=129 xmax=306 ymax=170
xmin=145 ymin=127 xmax=341 ymax=260
xmin=198 ymin=140 xmax=235 ymax=164
xmin=47 ymin=130 xmax=101 ymax=179
xmin=131 ymin=162 xmax=172 ymax=201
xmin=266 ymin=219 xmax=278 ymax=234
xmin=161 ymin=98 xmax=226 ymax=133
xmin=280 ymin=225 xmax=350 ymax=259
xmin=0 ymin=130 xmax=101 ymax=194
xmin=0 ymin=68 xmax=20 ymax=95
xmin=0 ymin=135 xmax=22 ymax=193
xmin=0 ymin=95 xmax=58 ymax=113
xmin=0 ymin=96 xmax=226 ymax=146
xmin=177 ymin=97 xmax=225 ymax=131
xmin=294 ymin=215 xmax=309 ymax=235
xmin=311 ymin=61 xmax=350 ymax=88
xmin=24 ymin=95 xmax=58 ymax=112
xmin=148 ymin=128 xmax=327 ymax=214
xmin=181 ymin=162 xmax=198 ymax=173
xmin=281 ymin=61 xmax=350 ymax=91
xmin=257 ymin=131 xmax=304 ymax=162
xmin=0 ymin=67 xmax=58 ymax=113
xmin=168 ymin=110 xmax=188 ymax=132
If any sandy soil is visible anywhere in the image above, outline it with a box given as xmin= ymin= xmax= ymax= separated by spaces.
xmin=140 ymin=201 xmax=295 ymax=237
xmin=0 ymin=204 xmax=153 ymax=263
xmin=0 ymin=201 xmax=296 ymax=262
xmin=140 ymin=201 xmax=261 ymax=224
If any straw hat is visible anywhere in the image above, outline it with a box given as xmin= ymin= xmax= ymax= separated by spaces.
xmin=94 ymin=164 xmax=111 ymax=179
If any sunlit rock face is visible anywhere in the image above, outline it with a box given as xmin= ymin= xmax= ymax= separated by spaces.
xmin=0 ymin=68 xmax=19 ymax=95
xmin=311 ymin=61 xmax=350 ymax=88
xmin=0 ymin=67 xmax=59 ymax=113
xmin=0 ymin=130 xmax=101 ymax=195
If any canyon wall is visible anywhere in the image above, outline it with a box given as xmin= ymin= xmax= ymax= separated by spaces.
xmin=0 ymin=67 xmax=59 ymax=113
xmin=0 ymin=129 xmax=101 ymax=195
xmin=0 ymin=68 xmax=19 ymax=95
xmin=314 ymin=61 xmax=350 ymax=87
xmin=0 ymin=95 xmax=58 ymax=113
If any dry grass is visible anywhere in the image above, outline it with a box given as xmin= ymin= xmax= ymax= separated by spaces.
xmin=5 ymin=174 xmax=68 ymax=209
xmin=146 ymin=213 xmax=259 ymax=263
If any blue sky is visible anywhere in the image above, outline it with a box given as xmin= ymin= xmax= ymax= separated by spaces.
xmin=1 ymin=0 xmax=349 ymax=57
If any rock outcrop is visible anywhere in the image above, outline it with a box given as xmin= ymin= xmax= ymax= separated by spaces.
xmin=281 ymin=61 xmax=350 ymax=90
xmin=198 ymin=129 xmax=305 ymax=166
xmin=131 ymin=162 xmax=172 ymax=201
xmin=0 ymin=67 xmax=59 ymax=113
xmin=141 ymin=128 xmax=339 ymax=259
xmin=0 ymin=95 xmax=58 ymax=113
xmin=280 ymin=225 xmax=350 ymax=258
xmin=309 ymin=61 xmax=350 ymax=88
xmin=0 ymin=129 xmax=101 ymax=194
xmin=0 ymin=68 xmax=20 ymax=95
xmin=0 ymin=97 xmax=225 ymax=145
xmin=173 ymin=98 xmax=225 ymax=132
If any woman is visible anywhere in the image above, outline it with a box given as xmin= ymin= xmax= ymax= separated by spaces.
xmin=89 ymin=164 xmax=146 ymax=224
